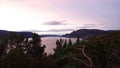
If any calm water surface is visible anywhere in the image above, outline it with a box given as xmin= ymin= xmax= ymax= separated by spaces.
xmin=41 ymin=37 xmax=77 ymax=54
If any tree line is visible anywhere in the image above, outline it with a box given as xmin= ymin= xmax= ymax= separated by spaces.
xmin=0 ymin=32 xmax=120 ymax=68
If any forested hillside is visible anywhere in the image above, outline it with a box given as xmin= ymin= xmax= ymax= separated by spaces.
xmin=0 ymin=31 xmax=120 ymax=68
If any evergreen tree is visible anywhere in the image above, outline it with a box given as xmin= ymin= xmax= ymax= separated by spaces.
xmin=27 ymin=33 xmax=45 ymax=58
xmin=77 ymin=37 xmax=80 ymax=45
xmin=68 ymin=38 xmax=72 ymax=46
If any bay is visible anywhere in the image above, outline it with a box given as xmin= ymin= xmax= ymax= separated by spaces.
xmin=41 ymin=37 xmax=77 ymax=54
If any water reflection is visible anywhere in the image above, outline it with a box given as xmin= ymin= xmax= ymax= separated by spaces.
xmin=41 ymin=37 xmax=77 ymax=54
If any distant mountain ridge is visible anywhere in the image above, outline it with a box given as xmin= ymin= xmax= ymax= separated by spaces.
xmin=62 ymin=29 xmax=120 ymax=38
xmin=1 ymin=29 xmax=120 ymax=38
xmin=40 ymin=34 xmax=61 ymax=37
xmin=0 ymin=30 xmax=61 ymax=38
xmin=0 ymin=30 xmax=33 ymax=38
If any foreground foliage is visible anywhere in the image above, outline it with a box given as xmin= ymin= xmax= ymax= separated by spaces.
xmin=0 ymin=32 xmax=120 ymax=68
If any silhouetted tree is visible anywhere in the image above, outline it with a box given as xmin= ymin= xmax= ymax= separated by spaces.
xmin=68 ymin=38 xmax=72 ymax=46
xmin=27 ymin=33 xmax=45 ymax=58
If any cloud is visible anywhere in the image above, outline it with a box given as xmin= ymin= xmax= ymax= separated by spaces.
xmin=46 ymin=29 xmax=74 ymax=32
xmin=77 ymin=24 xmax=97 ymax=29
xmin=43 ymin=21 xmax=67 ymax=25
xmin=27 ymin=29 xmax=74 ymax=32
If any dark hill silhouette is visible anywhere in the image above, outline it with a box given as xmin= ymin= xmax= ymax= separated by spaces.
xmin=62 ymin=29 xmax=120 ymax=38
xmin=0 ymin=30 xmax=61 ymax=38
xmin=1 ymin=29 xmax=119 ymax=38
xmin=0 ymin=30 xmax=33 ymax=38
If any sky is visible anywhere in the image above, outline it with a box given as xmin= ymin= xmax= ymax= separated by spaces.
xmin=0 ymin=0 xmax=120 ymax=35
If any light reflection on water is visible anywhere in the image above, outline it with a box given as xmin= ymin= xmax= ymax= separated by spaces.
xmin=41 ymin=37 xmax=77 ymax=54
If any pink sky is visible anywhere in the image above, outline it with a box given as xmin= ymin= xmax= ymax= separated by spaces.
xmin=0 ymin=0 xmax=119 ymax=34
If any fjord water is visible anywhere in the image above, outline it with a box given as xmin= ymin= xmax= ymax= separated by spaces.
xmin=41 ymin=37 xmax=77 ymax=54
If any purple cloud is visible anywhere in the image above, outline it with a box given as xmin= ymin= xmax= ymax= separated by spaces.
xmin=77 ymin=24 xmax=97 ymax=29
xmin=43 ymin=21 xmax=67 ymax=25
